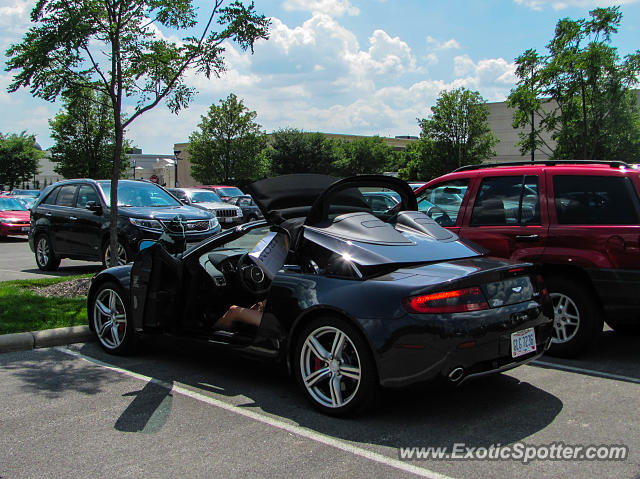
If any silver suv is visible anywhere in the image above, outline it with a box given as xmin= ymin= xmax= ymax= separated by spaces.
xmin=168 ymin=188 xmax=243 ymax=227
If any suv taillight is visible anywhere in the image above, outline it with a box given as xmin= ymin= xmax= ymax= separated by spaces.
xmin=403 ymin=287 xmax=489 ymax=314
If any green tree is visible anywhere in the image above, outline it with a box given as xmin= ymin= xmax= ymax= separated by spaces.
xmin=268 ymin=128 xmax=339 ymax=175
xmin=189 ymin=93 xmax=268 ymax=184
xmin=413 ymin=88 xmax=498 ymax=179
xmin=49 ymin=88 xmax=131 ymax=179
xmin=332 ymin=136 xmax=393 ymax=176
xmin=0 ymin=132 xmax=44 ymax=190
xmin=508 ymin=6 xmax=640 ymax=161
xmin=6 ymin=0 xmax=269 ymax=265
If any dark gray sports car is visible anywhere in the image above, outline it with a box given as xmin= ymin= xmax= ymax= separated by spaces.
xmin=88 ymin=174 xmax=553 ymax=416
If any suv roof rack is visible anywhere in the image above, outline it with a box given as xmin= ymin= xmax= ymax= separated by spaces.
xmin=454 ymin=160 xmax=631 ymax=173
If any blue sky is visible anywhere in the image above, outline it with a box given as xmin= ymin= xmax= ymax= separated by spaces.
xmin=1 ymin=0 xmax=639 ymax=154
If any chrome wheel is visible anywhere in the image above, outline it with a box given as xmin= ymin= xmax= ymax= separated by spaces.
xmin=93 ymin=288 xmax=128 ymax=350
xmin=36 ymin=237 xmax=50 ymax=267
xmin=299 ymin=326 xmax=362 ymax=409
xmin=550 ymin=292 xmax=580 ymax=344
xmin=104 ymin=242 xmax=127 ymax=266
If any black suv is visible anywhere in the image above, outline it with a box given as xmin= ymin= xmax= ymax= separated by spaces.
xmin=29 ymin=179 xmax=221 ymax=270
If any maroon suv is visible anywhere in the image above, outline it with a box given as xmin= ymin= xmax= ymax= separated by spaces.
xmin=415 ymin=160 xmax=640 ymax=357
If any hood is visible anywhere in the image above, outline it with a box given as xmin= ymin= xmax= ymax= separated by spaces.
xmin=192 ymin=201 xmax=240 ymax=211
xmin=116 ymin=205 xmax=215 ymax=220
xmin=0 ymin=210 xmax=30 ymax=221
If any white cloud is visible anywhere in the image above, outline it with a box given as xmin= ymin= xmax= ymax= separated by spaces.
xmin=514 ymin=0 xmax=639 ymax=10
xmin=426 ymin=36 xmax=460 ymax=50
xmin=282 ymin=0 xmax=360 ymax=16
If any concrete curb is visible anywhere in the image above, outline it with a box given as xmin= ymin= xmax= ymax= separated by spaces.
xmin=0 ymin=326 xmax=94 ymax=353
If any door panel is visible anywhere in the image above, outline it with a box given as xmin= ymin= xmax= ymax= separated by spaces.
xmin=459 ymin=174 xmax=548 ymax=262
xmin=67 ymin=184 xmax=104 ymax=259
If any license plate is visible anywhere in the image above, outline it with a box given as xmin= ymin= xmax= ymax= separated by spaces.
xmin=21 ymin=226 xmax=30 ymax=232
xmin=511 ymin=327 xmax=537 ymax=358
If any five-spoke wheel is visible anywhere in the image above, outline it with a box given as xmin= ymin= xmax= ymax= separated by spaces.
xmin=90 ymin=282 xmax=134 ymax=354
xmin=102 ymin=240 xmax=129 ymax=268
xmin=295 ymin=317 xmax=376 ymax=416
xmin=35 ymin=234 xmax=60 ymax=271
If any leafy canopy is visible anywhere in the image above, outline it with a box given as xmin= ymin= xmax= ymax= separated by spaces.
xmin=268 ymin=128 xmax=340 ymax=176
xmin=508 ymin=6 xmax=640 ymax=161
xmin=49 ymin=88 xmax=131 ymax=179
xmin=401 ymin=88 xmax=497 ymax=180
xmin=189 ymin=93 xmax=268 ymax=184
xmin=0 ymin=132 xmax=44 ymax=190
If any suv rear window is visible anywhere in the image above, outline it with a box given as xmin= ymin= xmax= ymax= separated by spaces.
xmin=554 ymin=175 xmax=640 ymax=225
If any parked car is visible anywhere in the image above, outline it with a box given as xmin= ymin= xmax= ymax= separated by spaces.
xmin=166 ymin=188 xmax=243 ymax=227
xmin=361 ymin=191 xmax=401 ymax=214
xmin=13 ymin=195 xmax=37 ymax=210
xmin=200 ymin=185 xmax=245 ymax=202
xmin=9 ymin=189 xmax=40 ymax=198
xmin=227 ymin=195 xmax=264 ymax=223
xmin=87 ymin=174 xmax=553 ymax=416
xmin=415 ymin=160 xmax=640 ymax=357
xmin=29 ymin=179 xmax=220 ymax=270
xmin=0 ymin=196 xmax=31 ymax=238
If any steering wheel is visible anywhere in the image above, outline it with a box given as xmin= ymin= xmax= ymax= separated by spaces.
xmin=426 ymin=206 xmax=454 ymax=227
xmin=236 ymin=253 xmax=271 ymax=295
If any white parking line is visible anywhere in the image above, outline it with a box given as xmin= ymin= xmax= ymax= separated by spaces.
xmin=56 ymin=346 xmax=455 ymax=479
xmin=531 ymin=360 xmax=640 ymax=384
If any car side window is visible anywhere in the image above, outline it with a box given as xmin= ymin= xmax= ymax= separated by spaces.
xmin=554 ymin=175 xmax=640 ymax=225
xmin=471 ymin=176 xmax=540 ymax=226
xmin=75 ymin=185 xmax=99 ymax=208
xmin=417 ymin=179 xmax=469 ymax=225
xmin=42 ymin=187 xmax=60 ymax=205
xmin=55 ymin=185 xmax=77 ymax=207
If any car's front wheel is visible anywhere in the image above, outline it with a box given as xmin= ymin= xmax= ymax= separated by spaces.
xmin=102 ymin=239 xmax=129 ymax=268
xmin=89 ymin=281 xmax=135 ymax=354
xmin=294 ymin=316 xmax=377 ymax=416
xmin=546 ymin=276 xmax=603 ymax=357
xmin=35 ymin=234 xmax=61 ymax=271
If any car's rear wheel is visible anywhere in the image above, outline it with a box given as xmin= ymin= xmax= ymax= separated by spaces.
xmin=90 ymin=281 xmax=135 ymax=354
xmin=35 ymin=234 xmax=61 ymax=271
xmin=102 ymin=239 xmax=129 ymax=268
xmin=604 ymin=318 xmax=640 ymax=335
xmin=546 ymin=276 xmax=603 ymax=357
xmin=294 ymin=316 xmax=377 ymax=416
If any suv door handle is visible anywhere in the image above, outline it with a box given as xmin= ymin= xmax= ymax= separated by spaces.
xmin=515 ymin=234 xmax=540 ymax=242
xmin=69 ymin=216 xmax=78 ymax=221
xmin=45 ymin=212 xmax=52 ymax=217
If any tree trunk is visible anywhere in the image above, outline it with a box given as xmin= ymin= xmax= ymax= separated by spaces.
xmin=109 ymin=116 xmax=122 ymax=267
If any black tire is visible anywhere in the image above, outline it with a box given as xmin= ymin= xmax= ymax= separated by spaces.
xmin=604 ymin=318 xmax=640 ymax=335
xmin=102 ymin=239 xmax=130 ymax=268
xmin=293 ymin=316 xmax=378 ymax=416
xmin=546 ymin=276 xmax=603 ymax=358
xmin=89 ymin=281 xmax=135 ymax=354
xmin=34 ymin=234 xmax=61 ymax=271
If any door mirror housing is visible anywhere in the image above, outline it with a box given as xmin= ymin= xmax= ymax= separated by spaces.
xmin=85 ymin=201 xmax=102 ymax=213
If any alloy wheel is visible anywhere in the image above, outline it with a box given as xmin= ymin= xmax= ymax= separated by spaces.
xmin=550 ymin=292 xmax=580 ymax=344
xmin=93 ymin=288 xmax=128 ymax=350
xmin=36 ymin=237 xmax=50 ymax=267
xmin=104 ymin=242 xmax=127 ymax=266
xmin=299 ymin=326 xmax=362 ymax=409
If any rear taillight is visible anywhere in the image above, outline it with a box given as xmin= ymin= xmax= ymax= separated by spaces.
xmin=403 ymin=287 xmax=489 ymax=314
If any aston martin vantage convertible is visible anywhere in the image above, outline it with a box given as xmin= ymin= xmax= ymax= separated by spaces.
xmin=88 ymin=174 xmax=554 ymax=416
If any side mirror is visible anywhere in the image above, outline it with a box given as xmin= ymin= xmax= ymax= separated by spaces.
xmin=85 ymin=201 xmax=102 ymax=213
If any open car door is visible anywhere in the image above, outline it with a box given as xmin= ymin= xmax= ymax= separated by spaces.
xmin=130 ymin=242 xmax=184 ymax=333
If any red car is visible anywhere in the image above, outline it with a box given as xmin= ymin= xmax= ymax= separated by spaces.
xmin=415 ymin=160 xmax=640 ymax=357
xmin=0 ymin=196 xmax=31 ymax=238
xmin=200 ymin=185 xmax=244 ymax=202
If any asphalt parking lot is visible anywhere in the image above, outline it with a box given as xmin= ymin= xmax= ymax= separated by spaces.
xmin=1 ymin=334 xmax=639 ymax=479
xmin=0 ymin=236 xmax=101 ymax=280
xmin=1 ymin=236 xmax=639 ymax=478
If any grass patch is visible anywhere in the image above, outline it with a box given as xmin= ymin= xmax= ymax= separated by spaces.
xmin=0 ymin=275 xmax=92 ymax=334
